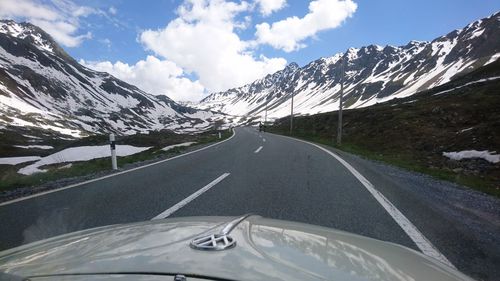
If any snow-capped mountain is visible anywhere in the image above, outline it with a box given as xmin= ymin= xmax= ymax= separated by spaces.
xmin=0 ymin=20 xmax=229 ymax=137
xmin=197 ymin=12 xmax=500 ymax=119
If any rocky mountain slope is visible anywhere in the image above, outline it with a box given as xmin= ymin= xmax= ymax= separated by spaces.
xmin=197 ymin=12 xmax=500 ymax=119
xmin=269 ymin=59 xmax=500 ymax=196
xmin=0 ymin=20 xmax=229 ymax=138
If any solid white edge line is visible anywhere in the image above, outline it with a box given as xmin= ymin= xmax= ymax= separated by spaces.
xmin=151 ymin=172 xmax=230 ymax=220
xmin=0 ymin=129 xmax=237 ymax=207
xmin=254 ymin=146 xmax=263 ymax=153
xmin=275 ymin=134 xmax=455 ymax=268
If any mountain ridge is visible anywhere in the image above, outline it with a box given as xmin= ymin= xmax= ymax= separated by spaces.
xmin=196 ymin=12 xmax=500 ymax=119
xmin=0 ymin=20 xmax=230 ymax=138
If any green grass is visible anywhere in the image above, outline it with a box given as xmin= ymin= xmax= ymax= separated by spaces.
xmin=0 ymin=159 xmax=110 ymax=191
xmin=0 ymin=129 xmax=233 ymax=193
xmin=334 ymin=140 xmax=498 ymax=197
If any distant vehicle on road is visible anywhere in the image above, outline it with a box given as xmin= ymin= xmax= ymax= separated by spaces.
xmin=0 ymin=215 xmax=475 ymax=281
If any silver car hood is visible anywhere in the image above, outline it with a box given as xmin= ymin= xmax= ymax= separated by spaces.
xmin=0 ymin=215 xmax=473 ymax=281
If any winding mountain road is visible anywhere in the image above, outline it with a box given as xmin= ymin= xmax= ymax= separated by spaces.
xmin=0 ymin=127 xmax=499 ymax=280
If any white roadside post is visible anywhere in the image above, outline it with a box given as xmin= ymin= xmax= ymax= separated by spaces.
xmin=218 ymin=132 xmax=221 ymax=139
xmin=109 ymin=133 xmax=117 ymax=170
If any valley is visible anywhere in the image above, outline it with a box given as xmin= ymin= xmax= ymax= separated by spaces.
xmin=0 ymin=3 xmax=499 ymax=281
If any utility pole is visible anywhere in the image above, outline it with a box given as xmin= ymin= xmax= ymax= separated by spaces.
xmin=337 ymin=57 xmax=344 ymax=145
xmin=264 ymin=97 xmax=268 ymax=125
xmin=290 ymin=91 xmax=294 ymax=135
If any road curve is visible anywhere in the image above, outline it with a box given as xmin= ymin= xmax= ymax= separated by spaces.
xmin=0 ymin=127 xmax=498 ymax=280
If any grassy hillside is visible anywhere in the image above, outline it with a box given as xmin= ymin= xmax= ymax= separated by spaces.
xmin=269 ymin=61 xmax=500 ymax=196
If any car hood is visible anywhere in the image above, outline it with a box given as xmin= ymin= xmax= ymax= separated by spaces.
xmin=0 ymin=215 xmax=473 ymax=281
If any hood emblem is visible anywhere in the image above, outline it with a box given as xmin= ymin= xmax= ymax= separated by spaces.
xmin=190 ymin=214 xmax=253 ymax=251
xmin=190 ymin=233 xmax=236 ymax=251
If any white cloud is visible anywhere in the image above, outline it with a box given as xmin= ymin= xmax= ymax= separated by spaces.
xmin=31 ymin=19 xmax=92 ymax=47
xmin=99 ymin=38 xmax=112 ymax=48
xmin=81 ymin=56 xmax=206 ymax=102
xmin=0 ymin=0 xmax=97 ymax=47
xmin=255 ymin=0 xmax=287 ymax=16
xmin=139 ymin=0 xmax=287 ymax=93
xmin=255 ymin=0 xmax=357 ymax=52
xmin=108 ymin=6 xmax=117 ymax=15
xmin=0 ymin=0 xmax=58 ymax=20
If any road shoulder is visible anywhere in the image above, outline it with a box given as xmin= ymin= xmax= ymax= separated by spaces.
xmin=268 ymin=132 xmax=500 ymax=280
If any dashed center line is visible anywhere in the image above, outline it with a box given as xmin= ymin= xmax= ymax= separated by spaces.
xmin=254 ymin=146 xmax=263 ymax=153
xmin=263 ymin=138 xmax=266 ymax=142
xmin=151 ymin=173 xmax=230 ymax=220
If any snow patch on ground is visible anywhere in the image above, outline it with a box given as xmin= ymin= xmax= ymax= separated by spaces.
xmin=0 ymin=156 xmax=41 ymax=165
xmin=469 ymin=27 xmax=485 ymax=40
xmin=458 ymin=127 xmax=474 ymax=134
xmin=161 ymin=142 xmax=196 ymax=151
xmin=14 ymin=145 xmax=53 ymax=150
xmin=433 ymin=76 xmax=500 ymax=96
xmin=59 ymin=163 xmax=72 ymax=169
xmin=485 ymin=53 xmax=500 ymax=65
xmin=22 ymin=134 xmax=42 ymax=139
xmin=18 ymin=145 xmax=152 ymax=175
xmin=443 ymin=150 xmax=500 ymax=163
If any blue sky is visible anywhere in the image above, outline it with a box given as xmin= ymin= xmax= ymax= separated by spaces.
xmin=71 ymin=0 xmax=500 ymax=66
xmin=1 ymin=0 xmax=499 ymax=101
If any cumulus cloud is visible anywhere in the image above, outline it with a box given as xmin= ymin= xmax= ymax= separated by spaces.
xmin=255 ymin=0 xmax=357 ymax=52
xmin=139 ymin=0 xmax=287 ymax=93
xmin=255 ymin=0 xmax=287 ymax=16
xmin=0 ymin=0 xmax=58 ymax=20
xmin=0 ymin=0 xmax=98 ymax=47
xmin=32 ymin=19 xmax=92 ymax=47
xmin=80 ymin=56 xmax=206 ymax=102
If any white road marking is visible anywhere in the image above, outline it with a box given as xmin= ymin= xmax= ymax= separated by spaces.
xmin=276 ymin=134 xmax=455 ymax=268
xmin=254 ymin=146 xmax=263 ymax=153
xmin=151 ymin=173 xmax=230 ymax=220
xmin=0 ymin=129 xmax=237 ymax=207
xmin=263 ymin=138 xmax=266 ymax=142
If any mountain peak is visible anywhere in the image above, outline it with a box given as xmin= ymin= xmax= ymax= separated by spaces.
xmin=286 ymin=62 xmax=299 ymax=70
xmin=345 ymin=47 xmax=359 ymax=61
xmin=0 ymin=20 xmax=57 ymax=53
xmin=321 ymin=53 xmax=343 ymax=65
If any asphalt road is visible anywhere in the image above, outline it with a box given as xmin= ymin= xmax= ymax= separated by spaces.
xmin=0 ymin=127 xmax=499 ymax=280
